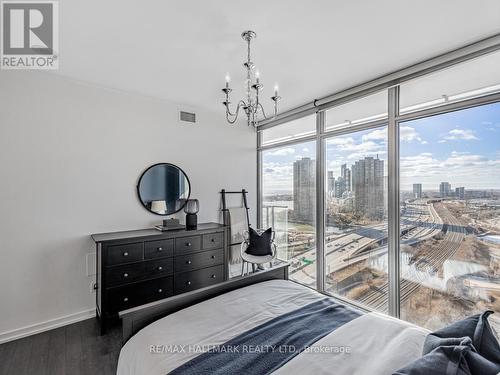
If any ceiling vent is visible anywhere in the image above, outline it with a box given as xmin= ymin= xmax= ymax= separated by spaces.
xmin=179 ymin=110 xmax=196 ymax=123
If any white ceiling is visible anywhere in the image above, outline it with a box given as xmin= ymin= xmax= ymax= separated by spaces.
xmin=55 ymin=0 xmax=500 ymax=115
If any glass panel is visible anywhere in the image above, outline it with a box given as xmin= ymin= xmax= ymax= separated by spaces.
xmin=324 ymin=126 xmax=388 ymax=312
xmin=399 ymin=102 xmax=500 ymax=332
xmin=325 ymin=91 xmax=388 ymax=132
xmin=261 ymin=114 xmax=316 ymax=146
xmin=261 ymin=141 xmax=317 ymax=287
xmin=400 ymin=50 xmax=500 ymax=114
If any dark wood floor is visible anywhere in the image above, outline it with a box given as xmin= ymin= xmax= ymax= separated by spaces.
xmin=0 ymin=318 xmax=122 ymax=375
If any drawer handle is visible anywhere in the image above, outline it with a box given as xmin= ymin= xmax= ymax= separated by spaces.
xmin=211 ymin=274 xmax=216 ymax=279
xmin=157 ymin=247 xmax=163 ymax=251
xmin=211 ymin=238 xmax=215 ymax=242
xmin=158 ymin=288 xmax=163 ymax=293
xmin=123 ymin=273 xmax=129 ymax=278
xmin=157 ymin=266 xmax=163 ymax=271
xmin=123 ymin=252 xmax=129 ymax=257
xmin=185 ymin=242 xmax=192 ymax=247
xmin=186 ymin=260 xmax=192 ymax=264
xmin=211 ymin=255 xmax=216 ymax=259
xmin=186 ymin=281 xmax=191 ymax=286
xmin=123 ymin=297 xmax=129 ymax=302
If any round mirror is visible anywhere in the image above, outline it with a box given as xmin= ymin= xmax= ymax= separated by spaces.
xmin=137 ymin=163 xmax=191 ymax=216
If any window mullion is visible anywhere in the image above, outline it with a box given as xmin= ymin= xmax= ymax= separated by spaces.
xmin=316 ymin=111 xmax=326 ymax=292
xmin=388 ymin=86 xmax=401 ymax=318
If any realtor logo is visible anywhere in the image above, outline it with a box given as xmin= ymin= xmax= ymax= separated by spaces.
xmin=1 ymin=1 xmax=58 ymax=69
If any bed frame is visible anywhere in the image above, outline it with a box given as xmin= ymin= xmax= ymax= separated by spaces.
xmin=118 ymin=262 xmax=289 ymax=343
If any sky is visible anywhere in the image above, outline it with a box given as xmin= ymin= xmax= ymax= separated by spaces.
xmin=263 ymin=102 xmax=500 ymax=193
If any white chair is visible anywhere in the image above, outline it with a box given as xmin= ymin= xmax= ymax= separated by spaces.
xmin=240 ymin=229 xmax=277 ymax=276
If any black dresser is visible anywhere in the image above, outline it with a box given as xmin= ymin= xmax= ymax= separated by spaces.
xmin=91 ymin=222 xmax=227 ymax=333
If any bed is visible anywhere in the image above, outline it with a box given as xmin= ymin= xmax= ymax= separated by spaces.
xmin=117 ymin=276 xmax=429 ymax=375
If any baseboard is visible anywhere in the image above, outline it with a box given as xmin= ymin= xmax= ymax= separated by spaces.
xmin=0 ymin=309 xmax=96 ymax=344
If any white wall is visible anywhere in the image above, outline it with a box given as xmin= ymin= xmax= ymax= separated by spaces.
xmin=0 ymin=71 xmax=256 ymax=341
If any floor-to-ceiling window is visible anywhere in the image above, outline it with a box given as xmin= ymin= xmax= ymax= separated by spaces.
xmin=323 ymin=126 xmax=389 ymax=312
xmin=261 ymin=115 xmax=317 ymax=287
xmin=398 ymin=102 xmax=500 ymax=330
xmin=258 ymin=46 xmax=500 ymax=331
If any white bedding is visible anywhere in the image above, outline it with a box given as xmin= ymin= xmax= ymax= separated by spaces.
xmin=117 ymin=280 xmax=429 ymax=375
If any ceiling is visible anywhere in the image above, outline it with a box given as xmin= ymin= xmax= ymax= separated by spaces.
xmin=55 ymin=0 xmax=500 ymax=115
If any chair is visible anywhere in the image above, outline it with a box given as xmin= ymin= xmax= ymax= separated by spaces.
xmin=240 ymin=229 xmax=277 ymax=276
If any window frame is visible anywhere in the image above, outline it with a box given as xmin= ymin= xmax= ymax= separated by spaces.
xmin=256 ymin=44 xmax=500 ymax=319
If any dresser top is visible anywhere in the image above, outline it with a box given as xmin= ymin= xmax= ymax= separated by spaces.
xmin=91 ymin=222 xmax=226 ymax=243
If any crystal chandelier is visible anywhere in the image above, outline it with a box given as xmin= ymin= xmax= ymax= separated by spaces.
xmin=222 ymin=30 xmax=281 ymax=128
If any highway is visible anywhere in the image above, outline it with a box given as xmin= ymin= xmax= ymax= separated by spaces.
xmin=286 ymin=200 xmax=465 ymax=311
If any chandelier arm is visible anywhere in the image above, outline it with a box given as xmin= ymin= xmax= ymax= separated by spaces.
xmin=225 ymin=104 xmax=237 ymax=117
xmin=225 ymin=100 xmax=247 ymax=117
xmin=257 ymin=102 xmax=270 ymax=120
xmin=225 ymin=101 xmax=247 ymax=124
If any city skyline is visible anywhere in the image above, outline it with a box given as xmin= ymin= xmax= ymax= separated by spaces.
xmin=263 ymin=102 xmax=500 ymax=193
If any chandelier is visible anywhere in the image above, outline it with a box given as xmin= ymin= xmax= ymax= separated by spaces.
xmin=222 ymin=30 xmax=281 ymax=128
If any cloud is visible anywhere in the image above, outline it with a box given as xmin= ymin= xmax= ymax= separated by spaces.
xmin=262 ymin=162 xmax=293 ymax=191
xmin=361 ymin=126 xmax=427 ymax=145
xmin=325 ymin=132 xmax=386 ymax=169
xmin=443 ymin=151 xmax=486 ymax=167
xmin=327 ymin=137 xmax=355 ymax=146
xmin=362 ymin=128 xmax=387 ymax=142
xmin=400 ymin=150 xmax=500 ymax=189
xmin=400 ymin=126 xmax=423 ymax=143
xmin=443 ymin=128 xmax=479 ymax=141
xmin=302 ymin=147 xmax=310 ymax=153
xmin=327 ymin=138 xmax=383 ymax=154
xmin=267 ymin=147 xmax=295 ymax=156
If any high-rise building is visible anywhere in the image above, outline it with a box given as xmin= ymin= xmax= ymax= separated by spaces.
xmin=327 ymin=171 xmax=335 ymax=197
xmin=455 ymin=187 xmax=465 ymax=199
xmin=413 ymin=183 xmax=422 ymax=199
xmin=351 ymin=156 xmax=384 ymax=219
xmin=293 ymin=157 xmax=315 ymax=222
xmin=334 ymin=177 xmax=346 ymax=198
xmin=341 ymin=164 xmax=352 ymax=191
xmin=439 ymin=182 xmax=451 ymax=197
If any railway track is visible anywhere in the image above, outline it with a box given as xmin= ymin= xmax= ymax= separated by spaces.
xmin=357 ymin=203 xmax=466 ymax=312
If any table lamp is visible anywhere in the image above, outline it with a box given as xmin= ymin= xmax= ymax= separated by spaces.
xmin=184 ymin=199 xmax=199 ymax=230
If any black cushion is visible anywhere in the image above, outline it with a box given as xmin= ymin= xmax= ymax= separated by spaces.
xmin=423 ymin=311 xmax=500 ymax=364
xmin=394 ymin=311 xmax=500 ymax=375
xmin=245 ymin=227 xmax=273 ymax=256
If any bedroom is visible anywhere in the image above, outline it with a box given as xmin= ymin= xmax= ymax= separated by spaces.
xmin=0 ymin=1 xmax=499 ymax=374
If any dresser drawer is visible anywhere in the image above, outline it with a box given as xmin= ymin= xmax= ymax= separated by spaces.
xmin=202 ymin=232 xmax=223 ymax=250
xmin=145 ymin=239 xmax=174 ymax=259
xmin=106 ymin=242 xmax=143 ymax=266
xmin=174 ymin=265 xmax=224 ymax=294
xmin=108 ymin=277 xmax=173 ymax=312
xmin=175 ymin=235 xmax=201 ymax=255
xmin=175 ymin=249 xmax=224 ymax=273
xmin=105 ymin=262 xmax=145 ymax=287
xmin=144 ymin=258 xmax=174 ymax=277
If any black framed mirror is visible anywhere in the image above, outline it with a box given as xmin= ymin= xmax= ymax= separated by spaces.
xmin=137 ymin=163 xmax=191 ymax=216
